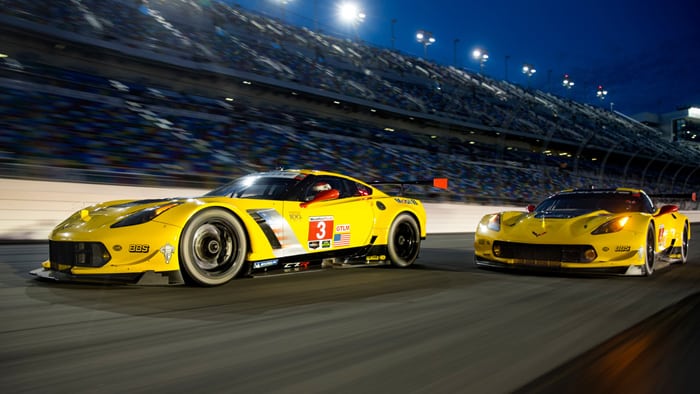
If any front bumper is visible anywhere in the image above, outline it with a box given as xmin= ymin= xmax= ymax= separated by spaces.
xmin=473 ymin=255 xmax=641 ymax=276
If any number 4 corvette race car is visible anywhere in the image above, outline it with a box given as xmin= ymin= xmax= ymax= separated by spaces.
xmin=474 ymin=188 xmax=695 ymax=276
xmin=31 ymin=169 xmax=448 ymax=286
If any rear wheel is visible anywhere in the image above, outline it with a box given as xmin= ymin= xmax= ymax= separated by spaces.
xmin=179 ymin=208 xmax=247 ymax=286
xmin=387 ymin=214 xmax=421 ymax=268
xmin=643 ymin=223 xmax=655 ymax=276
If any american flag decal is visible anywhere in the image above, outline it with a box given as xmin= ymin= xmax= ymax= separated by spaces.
xmin=334 ymin=233 xmax=350 ymax=247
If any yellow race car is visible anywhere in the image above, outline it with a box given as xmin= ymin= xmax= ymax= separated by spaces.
xmin=31 ymin=169 xmax=447 ymax=286
xmin=474 ymin=188 xmax=694 ymax=276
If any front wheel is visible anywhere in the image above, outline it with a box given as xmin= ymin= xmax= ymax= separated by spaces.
xmin=679 ymin=222 xmax=689 ymax=264
xmin=179 ymin=208 xmax=247 ymax=286
xmin=643 ymin=223 xmax=655 ymax=276
xmin=387 ymin=213 xmax=421 ymax=268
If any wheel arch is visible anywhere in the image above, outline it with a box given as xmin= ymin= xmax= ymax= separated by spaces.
xmin=390 ymin=209 xmax=424 ymax=239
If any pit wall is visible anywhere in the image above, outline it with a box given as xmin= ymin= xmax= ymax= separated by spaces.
xmin=2 ymin=178 xmax=698 ymax=240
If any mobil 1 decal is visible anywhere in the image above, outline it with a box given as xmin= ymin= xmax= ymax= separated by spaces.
xmin=308 ymin=216 xmax=333 ymax=249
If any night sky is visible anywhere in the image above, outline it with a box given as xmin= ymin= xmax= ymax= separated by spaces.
xmin=227 ymin=0 xmax=699 ymax=115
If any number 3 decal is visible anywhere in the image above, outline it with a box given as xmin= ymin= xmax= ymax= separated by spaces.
xmin=315 ymin=221 xmax=326 ymax=239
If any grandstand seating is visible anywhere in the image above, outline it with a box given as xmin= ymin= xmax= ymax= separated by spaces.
xmin=0 ymin=0 xmax=697 ymax=205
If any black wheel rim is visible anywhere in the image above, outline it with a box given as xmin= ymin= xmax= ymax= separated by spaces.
xmin=394 ymin=221 xmax=418 ymax=260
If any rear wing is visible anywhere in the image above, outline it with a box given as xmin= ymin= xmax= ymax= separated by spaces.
xmin=370 ymin=178 xmax=448 ymax=195
xmin=649 ymin=192 xmax=696 ymax=201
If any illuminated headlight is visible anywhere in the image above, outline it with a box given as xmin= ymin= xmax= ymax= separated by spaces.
xmin=591 ymin=216 xmax=629 ymax=235
xmin=487 ymin=213 xmax=501 ymax=232
xmin=111 ymin=203 xmax=180 ymax=228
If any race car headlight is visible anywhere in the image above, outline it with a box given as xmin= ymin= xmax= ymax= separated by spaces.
xmin=111 ymin=203 xmax=180 ymax=228
xmin=487 ymin=213 xmax=501 ymax=232
xmin=591 ymin=216 xmax=629 ymax=235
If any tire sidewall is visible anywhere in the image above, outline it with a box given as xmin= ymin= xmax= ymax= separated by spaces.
xmin=681 ymin=222 xmax=689 ymax=264
xmin=644 ymin=223 xmax=655 ymax=276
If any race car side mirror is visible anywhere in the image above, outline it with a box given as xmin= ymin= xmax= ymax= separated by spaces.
xmin=655 ymin=204 xmax=679 ymax=217
xmin=527 ymin=204 xmax=536 ymax=213
xmin=300 ymin=189 xmax=340 ymax=208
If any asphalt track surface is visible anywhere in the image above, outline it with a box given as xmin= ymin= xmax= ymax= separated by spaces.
xmin=2 ymin=226 xmax=699 ymax=393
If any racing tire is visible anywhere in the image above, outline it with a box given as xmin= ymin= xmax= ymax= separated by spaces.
xmin=387 ymin=213 xmax=421 ymax=268
xmin=680 ymin=221 xmax=689 ymax=265
xmin=643 ymin=223 xmax=655 ymax=276
xmin=179 ymin=208 xmax=247 ymax=286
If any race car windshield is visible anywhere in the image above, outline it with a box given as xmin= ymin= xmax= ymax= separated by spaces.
xmin=204 ymin=176 xmax=300 ymax=200
xmin=535 ymin=193 xmax=650 ymax=214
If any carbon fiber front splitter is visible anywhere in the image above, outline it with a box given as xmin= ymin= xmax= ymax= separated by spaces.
xmin=30 ymin=267 xmax=185 ymax=285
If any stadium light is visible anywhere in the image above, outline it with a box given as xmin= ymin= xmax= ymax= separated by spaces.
xmin=416 ymin=30 xmax=436 ymax=58
xmin=562 ymin=74 xmax=574 ymax=97
xmin=472 ymin=48 xmax=489 ymax=74
xmin=337 ymin=2 xmax=365 ymax=39
xmin=562 ymin=74 xmax=574 ymax=89
xmin=522 ymin=63 xmax=536 ymax=88
xmin=596 ymin=85 xmax=608 ymax=100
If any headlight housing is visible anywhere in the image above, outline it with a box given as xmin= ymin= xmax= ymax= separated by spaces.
xmin=591 ymin=216 xmax=629 ymax=235
xmin=111 ymin=203 xmax=180 ymax=228
xmin=486 ymin=213 xmax=501 ymax=232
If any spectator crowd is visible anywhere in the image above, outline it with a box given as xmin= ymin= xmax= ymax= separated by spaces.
xmin=1 ymin=0 xmax=698 ymax=206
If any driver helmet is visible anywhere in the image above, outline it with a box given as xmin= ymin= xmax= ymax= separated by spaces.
xmin=312 ymin=182 xmax=332 ymax=193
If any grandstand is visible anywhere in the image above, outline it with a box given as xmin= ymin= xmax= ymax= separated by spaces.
xmin=1 ymin=0 xmax=698 ymax=206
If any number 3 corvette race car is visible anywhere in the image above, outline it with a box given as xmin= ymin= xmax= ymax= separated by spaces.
xmin=31 ymin=170 xmax=447 ymax=286
xmin=474 ymin=188 xmax=695 ymax=276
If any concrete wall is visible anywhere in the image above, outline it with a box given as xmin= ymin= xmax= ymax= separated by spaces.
xmin=2 ymin=178 xmax=698 ymax=240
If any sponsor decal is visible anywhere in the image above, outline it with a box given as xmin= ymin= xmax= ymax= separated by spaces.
xmin=367 ymin=255 xmax=386 ymax=261
xmin=394 ymin=197 xmax=418 ymax=205
xmin=308 ymin=241 xmax=320 ymax=249
xmin=615 ymin=245 xmax=631 ymax=252
xmin=288 ymin=211 xmax=302 ymax=221
xmin=284 ymin=261 xmax=310 ymax=270
xmin=321 ymin=240 xmax=332 ymax=248
xmin=129 ymin=244 xmax=150 ymax=253
xmin=160 ymin=243 xmax=175 ymax=264
xmin=253 ymin=259 xmax=278 ymax=269
xmin=531 ymin=231 xmax=547 ymax=237
xmin=334 ymin=233 xmax=350 ymax=246
xmin=336 ymin=224 xmax=351 ymax=232
xmin=658 ymin=225 xmax=665 ymax=245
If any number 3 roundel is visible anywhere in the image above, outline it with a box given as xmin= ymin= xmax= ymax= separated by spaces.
xmin=309 ymin=216 xmax=333 ymax=241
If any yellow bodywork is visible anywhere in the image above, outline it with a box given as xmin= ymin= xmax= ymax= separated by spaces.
xmin=36 ymin=170 xmax=429 ymax=282
xmin=474 ymin=188 xmax=691 ymax=275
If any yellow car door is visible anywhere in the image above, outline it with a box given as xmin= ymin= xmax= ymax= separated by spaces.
xmin=284 ymin=175 xmax=375 ymax=253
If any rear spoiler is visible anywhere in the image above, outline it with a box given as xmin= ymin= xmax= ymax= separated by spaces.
xmin=649 ymin=192 xmax=696 ymax=201
xmin=370 ymin=178 xmax=448 ymax=194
